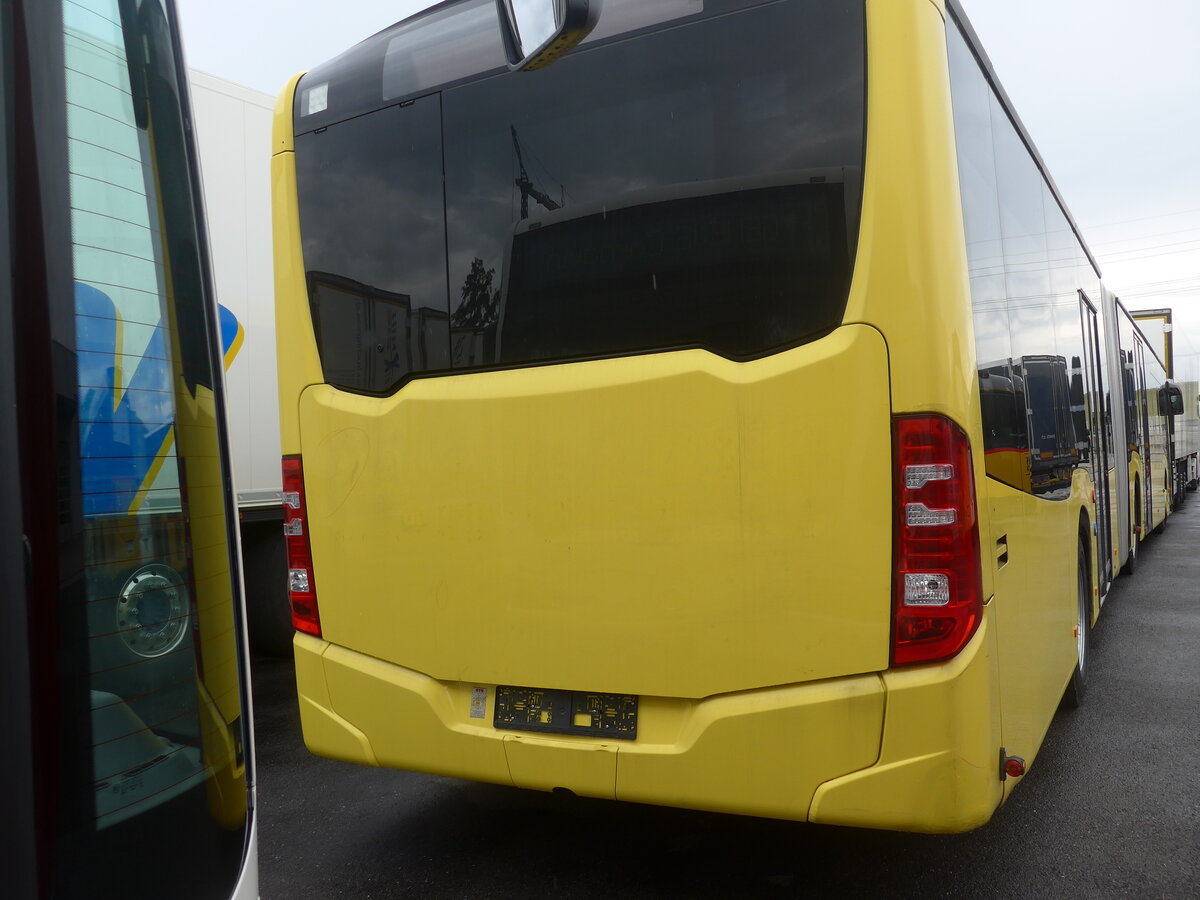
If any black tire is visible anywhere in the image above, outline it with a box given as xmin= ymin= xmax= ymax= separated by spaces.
xmin=243 ymin=522 xmax=295 ymax=657
xmin=1153 ymin=470 xmax=1169 ymax=534
xmin=1124 ymin=482 xmax=1139 ymax=577
xmin=1064 ymin=540 xmax=1090 ymax=709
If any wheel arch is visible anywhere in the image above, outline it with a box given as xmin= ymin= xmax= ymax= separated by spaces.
xmin=1078 ymin=509 xmax=1096 ymax=626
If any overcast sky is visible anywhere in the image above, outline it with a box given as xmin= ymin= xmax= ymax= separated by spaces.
xmin=176 ymin=0 xmax=1200 ymax=349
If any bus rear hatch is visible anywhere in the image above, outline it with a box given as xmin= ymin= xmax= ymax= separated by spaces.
xmin=296 ymin=322 xmax=892 ymax=699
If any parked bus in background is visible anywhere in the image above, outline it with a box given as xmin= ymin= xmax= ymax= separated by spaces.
xmin=271 ymin=0 xmax=1183 ymax=833
xmin=1 ymin=0 xmax=256 ymax=896
xmin=1103 ymin=296 xmax=1173 ymax=572
xmin=1131 ymin=307 xmax=1200 ymax=507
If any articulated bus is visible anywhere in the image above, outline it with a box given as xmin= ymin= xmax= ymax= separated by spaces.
xmin=1105 ymin=297 xmax=1173 ymax=569
xmin=271 ymin=0 xmax=1183 ymax=832
xmin=2 ymin=0 xmax=256 ymax=896
xmin=1131 ymin=307 xmax=1200 ymax=507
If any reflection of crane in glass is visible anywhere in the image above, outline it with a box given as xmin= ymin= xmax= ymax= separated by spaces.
xmin=511 ymin=125 xmax=562 ymax=219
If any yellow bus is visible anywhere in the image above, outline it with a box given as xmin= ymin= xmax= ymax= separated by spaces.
xmin=1131 ymin=307 xmax=1200 ymax=510
xmin=1109 ymin=300 xmax=1172 ymax=570
xmin=271 ymin=0 xmax=1182 ymax=832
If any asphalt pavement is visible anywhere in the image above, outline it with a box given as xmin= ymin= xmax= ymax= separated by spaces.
xmin=251 ymin=500 xmax=1200 ymax=899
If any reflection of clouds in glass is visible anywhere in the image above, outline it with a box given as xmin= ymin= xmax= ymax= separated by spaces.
xmin=301 ymin=164 xmax=446 ymax=308
xmin=969 ymin=271 xmax=1006 ymax=304
xmin=1005 ymin=267 xmax=1052 ymax=308
xmin=950 ymin=10 xmax=1108 ymax=465
xmin=510 ymin=0 xmax=557 ymax=49
xmin=297 ymin=98 xmax=446 ymax=312
xmin=584 ymin=0 xmax=705 ymax=43
xmin=382 ymin=0 xmax=504 ymax=102
xmin=1009 ymin=301 xmax=1056 ymax=360
xmin=973 ymin=305 xmax=1012 ymax=364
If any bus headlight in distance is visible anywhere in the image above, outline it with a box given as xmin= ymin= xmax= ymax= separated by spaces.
xmin=892 ymin=415 xmax=983 ymax=666
xmin=282 ymin=455 xmax=321 ymax=637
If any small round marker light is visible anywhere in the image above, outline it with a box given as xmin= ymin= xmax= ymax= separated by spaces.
xmin=1003 ymin=756 xmax=1027 ymax=778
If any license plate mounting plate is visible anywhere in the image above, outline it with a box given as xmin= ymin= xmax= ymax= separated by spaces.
xmin=493 ymin=685 xmax=637 ymax=740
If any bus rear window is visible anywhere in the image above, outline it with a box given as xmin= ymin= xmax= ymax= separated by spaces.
xmin=497 ymin=180 xmax=852 ymax=364
xmin=295 ymin=0 xmax=866 ymax=393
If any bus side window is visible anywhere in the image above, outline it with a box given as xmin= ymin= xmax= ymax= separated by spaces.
xmin=978 ymin=361 xmax=1031 ymax=491
xmin=1123 ymin=356 xmax=1137 ymax=452
xmin=1069 ymin=355 xmax=1090 ymax=458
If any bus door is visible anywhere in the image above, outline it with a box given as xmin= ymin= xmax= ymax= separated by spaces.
xmin=1 ymin=0 xmax=255 ymax=896
xmin=1134 ymin=338 xmax=1153 ymax=523
xmin=1079 ymin=292 xmax=1113 ymax=595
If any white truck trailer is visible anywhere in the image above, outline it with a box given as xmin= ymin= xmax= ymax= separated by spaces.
xmin=189 ymin=71 xmax=292 ymax=654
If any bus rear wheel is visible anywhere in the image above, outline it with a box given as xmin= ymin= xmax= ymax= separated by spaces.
xmin=244 ymin=523 xmax=294 ymax=657
xmin=1064 ymin=540 xmax=1090 ymax=709
xmin=1124 ymin=482 xmax=1140 ymax=577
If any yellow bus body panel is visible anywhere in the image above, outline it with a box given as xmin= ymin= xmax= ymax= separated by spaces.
xmin=809 ymin=612 xmax=1001 ymax=832
xmin=983 ymin=449 xmax=1032 ymax=494
xmin=847 ymin=0 xmax=993 ymax=612
xmin=984 ymin=473 xmax=1089 ymax=797
xmin=172 ymin=384 xmax=248 ymax=828
xmin=296 ymin=617 xmax=1000 ymax=831
xmin=853 ymin=0 xmax=1085 ymax=798
xmin=297 ymin=323 xmax=892 ymax=699
xmin=272 ymin=73 xmax=322 ymax=457
xmin=295 ymin=632 xmax=888 ymax=822
xmin=847 ymin=0 xmax=979 ymax=421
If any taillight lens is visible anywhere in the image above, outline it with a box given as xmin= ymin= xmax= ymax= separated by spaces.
xmin=892 ymin=415 xmax=982 ymax=666
xmin=282 ymin=455 xmax=321 ymax=637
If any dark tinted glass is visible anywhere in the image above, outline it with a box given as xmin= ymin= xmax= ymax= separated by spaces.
xmin=296 ymin=95 xmax=449 ymax=393
xmin=1119 ymin=313 xmax=1143 ymax=452
xmin=54 ymin=0 xmax=250 ymax=895
xmin=978 ymin=363 xmax=1028 ymax=454
xmin=295 ymin=0 xmax=866 ymax=393
xmin=495 ymin=181 xmax=851 ymax=364
xmin=297 ymin=0 xmax=782 ymax=133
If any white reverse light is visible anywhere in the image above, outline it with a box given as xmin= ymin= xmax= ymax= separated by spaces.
xmin=905 ymin=502 xmax=957 ymax=526
xmin=905 ymin=464 xmax=953 ymax=489
xmin=289 ymin=568 xmax=311 ymax=593
xmin=904 ymin=573 xmax=950 ymax=606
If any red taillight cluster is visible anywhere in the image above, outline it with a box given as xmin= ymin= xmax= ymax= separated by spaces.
xmin=892 ymin=415 xmax=982 ymax=666
xmin=282 ymin=455 xmax=321 ymax=637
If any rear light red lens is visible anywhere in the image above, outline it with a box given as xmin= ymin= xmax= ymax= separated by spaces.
xmin=1003 ymin=756 xmax=1027 ymax=778
xmin=282 ymin=455 xmax=321 ymax=637
xmin=892 ymin=415 xmax=982 ymax=666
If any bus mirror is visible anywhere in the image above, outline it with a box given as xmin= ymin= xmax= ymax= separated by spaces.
xmin=497 ymin=0 xmax=602 ymax=71
xmin=1162 ymin=384 xmax=1184 ymax=417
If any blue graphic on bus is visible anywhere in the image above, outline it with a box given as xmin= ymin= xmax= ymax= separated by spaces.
xmin=75 ymin=282 xmax=243 ymax=516
xmin=217 ymin=302 xmax=243 ymax=363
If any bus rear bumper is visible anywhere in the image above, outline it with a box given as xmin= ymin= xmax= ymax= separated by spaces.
xmin=808 ymin=616 xmax=1004 ymax=832
xmin=293 ymin=612 xmax=1000 ymax=831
